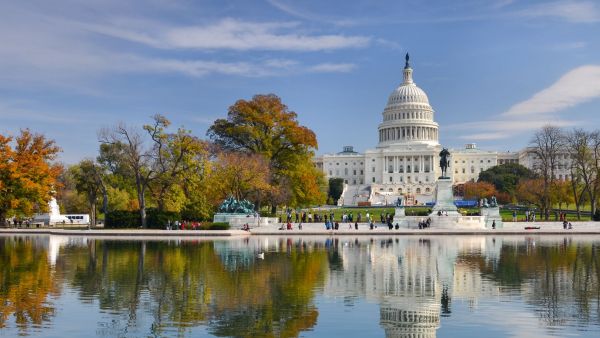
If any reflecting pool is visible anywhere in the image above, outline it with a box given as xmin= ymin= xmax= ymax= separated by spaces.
xmin=0 ymin=234 xmax=599 ymax=337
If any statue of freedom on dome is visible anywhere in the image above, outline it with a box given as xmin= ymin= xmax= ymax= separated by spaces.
xmin=439 ymin=148 xmax=451 ymax=178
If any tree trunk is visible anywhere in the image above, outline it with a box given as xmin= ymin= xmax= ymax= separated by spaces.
xmin=0 ymin=210 xmax=6 ymax=228
xmin=89 ymin=202 xmax=96 ymax=230
xmin=102 ymin=186 xmax=108 ymax=214
xmin=135 ymin=173 xmax=147 ymax=228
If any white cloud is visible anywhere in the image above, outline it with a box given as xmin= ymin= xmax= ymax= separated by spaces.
xmin=308 ymin=63 xmax=356 ymax=73
xmin=448 ymin=119 xmax=579 ymax=141
xmin=84 ymin=18 xmax=371 ymax=52
xmin=503 ymin=65 xmax=600 ymax=116
xmin=447 ymin=64 xmax=600 ymax=141
xmin=518 ymin=1 xmax=600 ymax=23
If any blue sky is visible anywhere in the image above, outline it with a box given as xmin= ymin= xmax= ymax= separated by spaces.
xmin=1 ymin=0 xmax=599 ymax=163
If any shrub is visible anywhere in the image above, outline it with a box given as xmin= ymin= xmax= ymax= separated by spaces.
xmin=105 ymin=208 xmax=180 ymax=229
xmin=204 ymin=222 xmax=230 ymax=230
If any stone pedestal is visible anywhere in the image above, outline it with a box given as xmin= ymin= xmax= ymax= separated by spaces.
xmin=392 ymin=207 xmax=408 ymax=227
xmin=428 ymin=178 xmax=486 ymax=229
xmin=213 ymin=213 xmax=278 ymax=227
xmin=430 ymin=178 xmax=459 ymax=216
xmin=481 ymin=207 xmax=503 ymax=229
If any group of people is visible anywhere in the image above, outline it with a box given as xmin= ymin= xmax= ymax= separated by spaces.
xmin=418 ymin=217 xmax=432 ymax=229
xmin=285 ymin=210 xmax=370 ymax=224
xmin=165 ymin=220 xmax=202 ymax=230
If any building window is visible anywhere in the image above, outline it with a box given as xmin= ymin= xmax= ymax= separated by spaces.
xmin=416 ymin=188 xmax=421 ymax=194
xmin=344 ymin=180 xmax=348 ymax=184
xmin=462 ymin=168 xmax=465 ymax=174
xmin=360 ymin=170 xmax=364 ymax=175
xmin=344 ymin=168 xmax=348 ymax=175
xmin=425 ymin=188 xmax=430 ymax=193
xmin=372 ymin=167 xmax=375 ymax=173
xmin=329 ymin=170 xmax=332 ymax=176
xmin=372 ymin=177 xmax=375 ymax=183
xmin=353 ymin=170 xmax=357 ymax=175
xmin=389 ymin=176 xmax=393 ymax=182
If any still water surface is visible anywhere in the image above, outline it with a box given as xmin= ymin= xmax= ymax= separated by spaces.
xmin=0 ymin=234 xmax=599 ymax=337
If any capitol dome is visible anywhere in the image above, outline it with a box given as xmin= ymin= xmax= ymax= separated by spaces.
xmin=387 ymin=85 xmax=430 ymax=105
xmin=378 ymin=53 xmax=439 ymax=146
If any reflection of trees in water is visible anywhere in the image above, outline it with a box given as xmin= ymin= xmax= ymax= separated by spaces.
xmin=465 ymin=239 xmax=600 ymax=327
xmin=58 ymin=239 xmax=328 ymax=337
xmin=0 ymin=236 xmax=59 ymax=334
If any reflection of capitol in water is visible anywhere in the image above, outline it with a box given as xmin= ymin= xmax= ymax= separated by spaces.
xmin=323 ymin=237 xmax=502 ymax=338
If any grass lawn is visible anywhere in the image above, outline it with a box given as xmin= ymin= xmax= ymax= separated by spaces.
xmin=294 ymin=206 xmax=432 ymax=222
xmin=499 ymin=209 xmax=591 ymax=222
xmin=290 ymin=206 xmax=593 ymax=222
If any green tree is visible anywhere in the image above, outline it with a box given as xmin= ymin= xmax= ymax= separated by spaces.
xmin=478 ymin=163 xmax=536 ymax=195
xmin=328 ymin=178 xmax=344 ymax=205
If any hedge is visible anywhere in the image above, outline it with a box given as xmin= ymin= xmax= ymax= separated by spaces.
xmin=105 ymin=209 xmax=180 ymax=229
xmin=104 ymin=209 xmax=231 ymax=229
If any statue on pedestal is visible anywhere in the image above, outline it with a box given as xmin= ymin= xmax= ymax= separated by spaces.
xmin=439 ymin=148 xmax=451 ymax=178
xmin=217 ymin=196 xmax=255 ymax=214
xmin=490 ymin=196 xmax=498 ymax=207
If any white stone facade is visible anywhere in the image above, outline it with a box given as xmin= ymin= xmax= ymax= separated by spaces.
xmin=315 ymin=56 xmax=573 ymax=206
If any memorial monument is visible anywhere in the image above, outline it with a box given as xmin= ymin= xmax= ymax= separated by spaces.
xmin=430 ymin=148 xmax=459 ymax=216
xmin=213 ymin=196 xmax=277 ymax=227
xmin=429 ymin=148 xmax=487 ymax=229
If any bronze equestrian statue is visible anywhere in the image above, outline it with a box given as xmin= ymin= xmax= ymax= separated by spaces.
xmin=439 ymin=148 xmax=451 ymax=178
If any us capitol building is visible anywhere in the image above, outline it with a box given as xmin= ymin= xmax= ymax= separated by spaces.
xmin=314 ymin=54 xmax=572 ymax=206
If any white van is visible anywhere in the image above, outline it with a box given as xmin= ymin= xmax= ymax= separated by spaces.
xmin=64 ymin=214 xmax=90 ymax=224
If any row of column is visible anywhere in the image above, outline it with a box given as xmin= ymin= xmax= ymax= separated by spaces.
xmin=379 ymin=126 xmax=438 ymax=142
xmin=385 ymin=155 xmax=434 ymax=174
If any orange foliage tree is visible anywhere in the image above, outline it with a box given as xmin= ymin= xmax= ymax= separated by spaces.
xmin=516 ymin=179 xmax=546 ymax=208
xmin=0 ymin=130 xmax=61 ymax=225
xmin=463 ymin=181 xmax=498 ymax=200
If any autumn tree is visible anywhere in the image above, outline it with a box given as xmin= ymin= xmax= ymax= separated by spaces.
xmin=565 ymin=129 xmax=600 ymax=216
xmin=528 ymin=125 xmax=565 ymax=219
xmin=207 ymin=94 xmax=325 ymax=209
xmin=516 ymin=179 xmax=546 ymax=209
xmin=99 ymin=122 xmax=154 ymax=228
xmin=144 ymin=116 xmax=210 ymax=213
xmin=0 ymin=130 xmax=61 ymax=226
xmin=550 ymin=179 xmax=573 ymax=212
xmin=463 ymin=181 xmax=498 ymax=200
xmin=209 ymin=152 xmax=272 ymax=205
